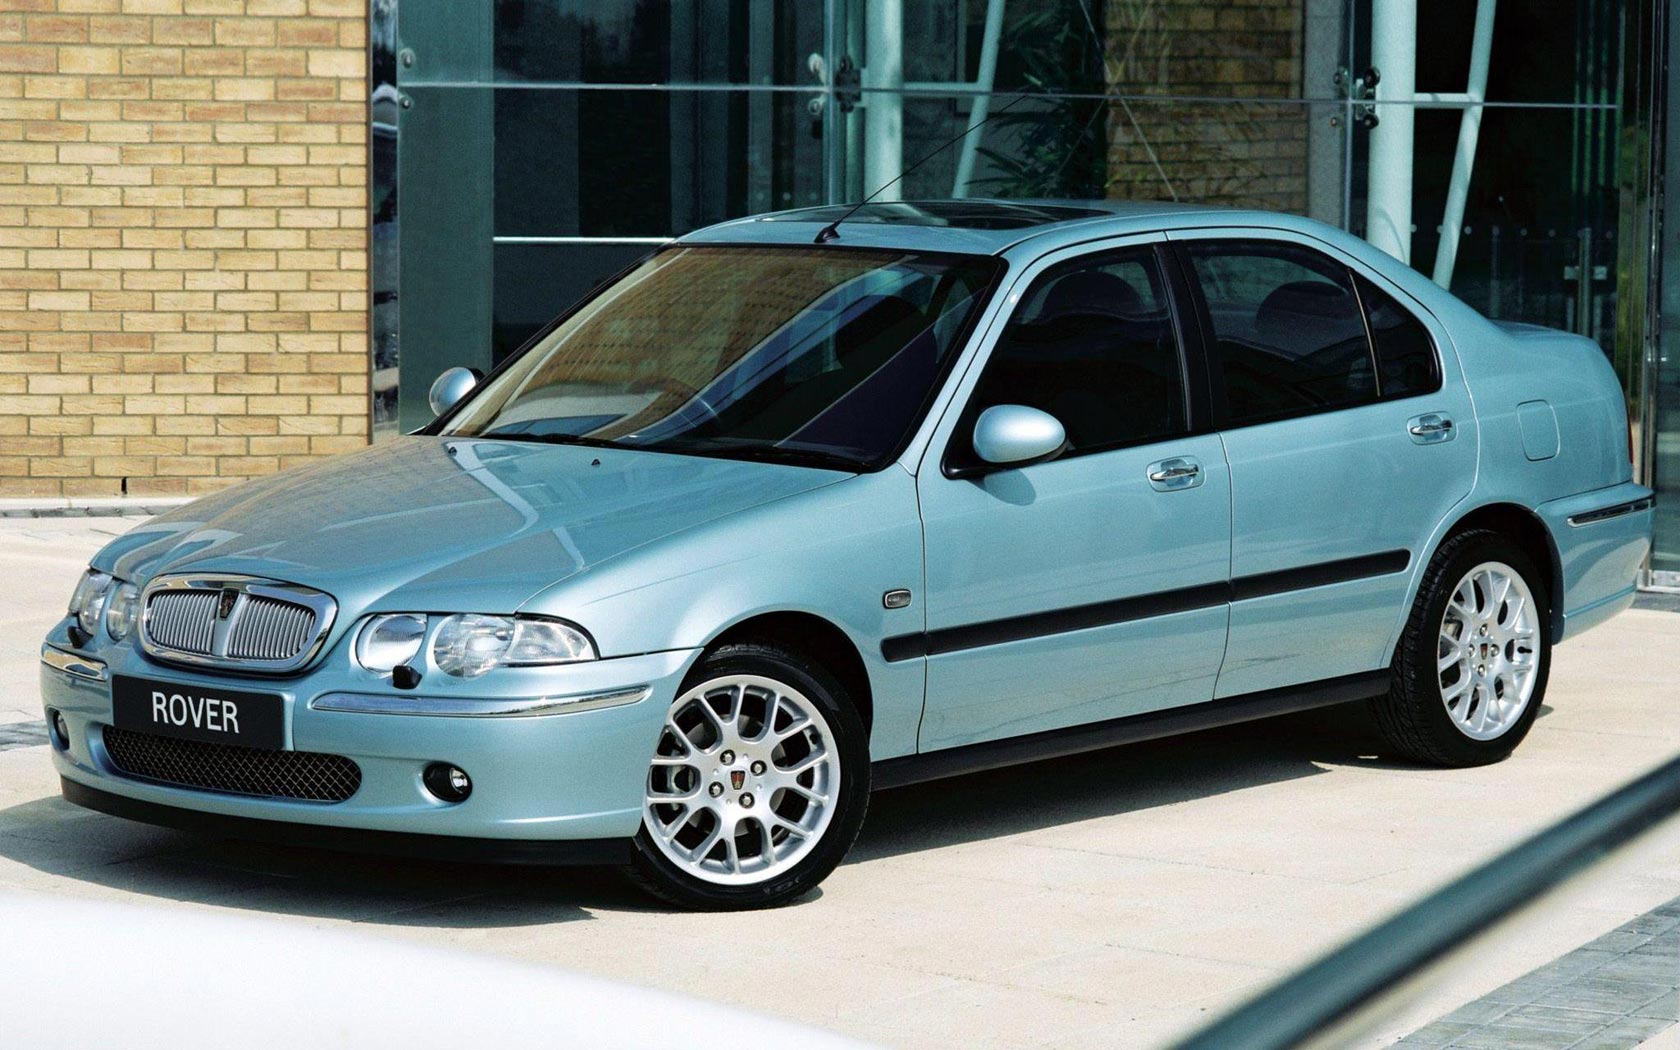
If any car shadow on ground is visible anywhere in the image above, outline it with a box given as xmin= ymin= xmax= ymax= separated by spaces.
xmin=0 ymin=700 xmax=1549 ymax=922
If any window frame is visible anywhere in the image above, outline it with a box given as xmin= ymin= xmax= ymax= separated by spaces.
xmin=940 ymin=242 xmax=1204 ymax=478
xmin=1168 ymin=237 xmax=1444 ymax=432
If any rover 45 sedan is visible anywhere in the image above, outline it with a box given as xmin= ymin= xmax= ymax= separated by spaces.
xmin=42 ymin=200 xmax=1653 ymax=909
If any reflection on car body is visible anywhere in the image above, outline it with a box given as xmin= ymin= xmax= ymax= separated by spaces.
xmin=42 ymin=199 xmax=1653 ymax=909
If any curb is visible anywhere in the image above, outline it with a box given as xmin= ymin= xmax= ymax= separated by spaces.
xmin=0 ymin=497 xmax=192 ymax=519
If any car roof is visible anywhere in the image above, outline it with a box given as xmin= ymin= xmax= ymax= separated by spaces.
xmin=677 ymin=198 xmax=1238 ymax=256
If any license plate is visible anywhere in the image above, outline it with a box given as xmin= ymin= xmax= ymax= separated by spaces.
xmin=111 ymin=675 xmax=284 ymax=750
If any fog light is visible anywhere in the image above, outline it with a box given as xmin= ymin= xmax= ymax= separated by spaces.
xmin=49 ymin=709 xmax=69 ymax=750
xmin=423 ymin=763 xmax=472 ymax=803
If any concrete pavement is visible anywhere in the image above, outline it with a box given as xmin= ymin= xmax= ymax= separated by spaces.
xmin=3 ymin=517 xmax=1678 ymax=1049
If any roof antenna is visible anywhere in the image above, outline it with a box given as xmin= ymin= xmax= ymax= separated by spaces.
xmin=814 ymin=93 xmax=1030 ymax=244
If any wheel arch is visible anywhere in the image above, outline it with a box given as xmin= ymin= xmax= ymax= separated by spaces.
xmin=705 ymin=611 xmax=875 ymax=733
xmin=1432 ymin=502 xmax=1565 ymax=642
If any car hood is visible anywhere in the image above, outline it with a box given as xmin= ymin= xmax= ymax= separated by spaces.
xmin=97 ymin=436 xmax=850 ymax=615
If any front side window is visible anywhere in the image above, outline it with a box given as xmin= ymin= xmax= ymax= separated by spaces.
xmin=1186 ymin=241 xmax=1377 ymax=426
xmin=961 ymin=247 xmax=1187 ymax=458
xmin=443 ymin=245 xmax=1000 ymax=470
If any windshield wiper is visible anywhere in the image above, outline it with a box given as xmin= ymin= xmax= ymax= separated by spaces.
xmin=469 ymin=431 xmax=627 ymax=451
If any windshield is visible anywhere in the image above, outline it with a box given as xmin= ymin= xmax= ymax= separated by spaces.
xmin=440 ymin=245 xmax=1000 ymax=470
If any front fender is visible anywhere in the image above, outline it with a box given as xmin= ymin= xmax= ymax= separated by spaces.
xmin=517 ymin=469 xmax=928 ymax=759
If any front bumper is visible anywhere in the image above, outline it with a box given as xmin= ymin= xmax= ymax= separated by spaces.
xmin=42 ymin=620 xmax=699 ymax=848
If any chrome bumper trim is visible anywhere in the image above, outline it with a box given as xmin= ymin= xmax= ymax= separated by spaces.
xmin=1567 ymin=496 xmax=1655 ymax=527
xmin=40 ymin=644 xmax=108 ymax=682
xmin=310 ymin=686 xmax=651 ymax=718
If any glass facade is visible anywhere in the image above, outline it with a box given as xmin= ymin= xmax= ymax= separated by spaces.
xmin=371 ymin=0 xmax=1674 ymax=584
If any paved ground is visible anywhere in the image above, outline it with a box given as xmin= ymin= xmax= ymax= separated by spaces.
xmin=4 ymin=517 xmax=1679 ymax=1049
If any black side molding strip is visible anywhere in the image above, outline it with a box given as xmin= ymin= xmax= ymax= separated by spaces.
xmin=871 ymin=669 xmax=1391 ymax=790
xmin=60 ymin=778 xmax=631 ymax=866
xmin=1567 ymin=496 xmax=1654 ymax=527
xmin=1230 ymin=549 xmax=1411 ymax=602
xmin=882 ymin=549 xmax=1410 ymax=662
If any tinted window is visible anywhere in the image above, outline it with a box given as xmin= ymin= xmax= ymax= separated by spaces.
xmin=443 ymin=246 xmax=998 ymax=470
xmin=967 ymin=249 xmax=1186 ymax=454
xmin=1356 ymin=275 xmax=1441 ymax=399
xmin=1186 ymin=242 xmax=1377 ymax=425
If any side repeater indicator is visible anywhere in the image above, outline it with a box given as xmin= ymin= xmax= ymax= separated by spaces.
xmin=883 ymin=589 xmax=912 ymax=610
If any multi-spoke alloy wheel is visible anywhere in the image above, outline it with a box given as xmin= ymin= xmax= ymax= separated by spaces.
xmin=1372 ymin=529 xmax=1551 ymax=767
xmin=1437 ymin=561 xmax=1540 ymax=740
xmin=643 ymin=674 xmax=840 ymax=884
xmin=627 ymin=642 xmax=868 ymax=909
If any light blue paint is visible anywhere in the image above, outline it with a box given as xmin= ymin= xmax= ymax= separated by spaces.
xmin=45 ymin=202 xmax=1652 ymax=848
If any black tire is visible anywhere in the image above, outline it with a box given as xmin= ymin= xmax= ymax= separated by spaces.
xmin=626 ymin=641 xmax=870 ymax=910
xmin=1371 ymin=529 xmax=1552 ymax=767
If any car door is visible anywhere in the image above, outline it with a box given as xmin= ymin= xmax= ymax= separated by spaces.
xmin=1168 ymin=231 xmax=1476 ymax=699
xmin=910 ymin=240 xmax=1232 ymax=751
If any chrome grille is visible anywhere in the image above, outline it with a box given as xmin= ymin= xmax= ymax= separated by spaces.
xmin=102 ymin=725 xmax=361 ymax=803
xmin=227 ymin=596 xmax=316 ymax=661
xmin=140 ymin=575 xmax=337 ymax=675
xmin=146 ymin=589 xmax=219 ymax=654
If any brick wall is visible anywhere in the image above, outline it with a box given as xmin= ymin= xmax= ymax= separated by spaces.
xmin=0 ymin=0 xmax=368 ymax=499
xmin=1104 ymin=0 xmax=1308 ymax=211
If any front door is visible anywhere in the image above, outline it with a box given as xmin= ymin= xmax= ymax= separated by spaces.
xmin=1169 ymin=232 xmax=1477 ymax=698
xmin=913 ymin=241 xmax=1232 ymax=751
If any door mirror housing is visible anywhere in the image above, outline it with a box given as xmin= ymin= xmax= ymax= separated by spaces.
xmin=970 ymin=404 xmax=1068 ymax=469
xmin=428 ymin=366 xmax=480 ymax=417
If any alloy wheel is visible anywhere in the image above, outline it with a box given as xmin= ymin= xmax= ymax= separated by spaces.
xmin=1437 ymin=560 xmax=1540 ymax=741
xmin=642 ymin=674 xmax=841 ymax=886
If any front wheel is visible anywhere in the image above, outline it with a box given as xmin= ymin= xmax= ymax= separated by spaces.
xmin=627 ymin=642 xmax=869 ymax=909
xmin=1371 ymin=529 xmax=1552 ymax=767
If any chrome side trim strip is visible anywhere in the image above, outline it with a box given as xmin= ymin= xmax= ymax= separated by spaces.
xmin=41 ymin=644 xmax=108 ymax=682
xmin=310 ymin=686 xmax=651 ymax=718
xmin=1567 ymin=496 xmax=1656 ymax=527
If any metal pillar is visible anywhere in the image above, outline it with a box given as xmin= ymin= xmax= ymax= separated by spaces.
xmin=1366 ymin=0 xmax=1416 ymax=263
xmin=1431 ymin=0 xmax=1497 ymax=287
xmin=951 ymin=0 xmax=1007 ymax=197
xmin=863 ymin=0 xmax=903 ymax=199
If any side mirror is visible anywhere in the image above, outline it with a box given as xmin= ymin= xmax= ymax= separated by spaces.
xmin=970 ymin=404 xmax=1067 ymax=469
xmin=428 ymin=366 xmax=479 ymax=417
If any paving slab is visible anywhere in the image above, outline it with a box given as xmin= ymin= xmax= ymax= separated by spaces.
xmin=3 ymin=517 xmax=1679 ymax=1050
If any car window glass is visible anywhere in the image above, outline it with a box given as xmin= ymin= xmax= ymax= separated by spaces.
xmin=967 ymin=249 xmax=1187 ymax=455
xmin=1186 ymin=242 xmax=1376 ymax=425
xmin=1356 ymin=274 xmax=1441 ymax=399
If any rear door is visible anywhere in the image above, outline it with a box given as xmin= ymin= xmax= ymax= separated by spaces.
xmin=912 ymin=238 xmax=1231 ymax=750
xmin=1168 ymin=230 xmax=1476 ymax=698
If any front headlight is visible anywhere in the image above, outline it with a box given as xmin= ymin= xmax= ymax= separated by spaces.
xmin=432 ymin=614 xmax=596 ymax=678
xmin=356 ymin=613 xmax=428 ymax=672
xmin=104 ymin=582 xmax=140 ymax=641
xmin=67 ymin=569 xmax=113 ymax=637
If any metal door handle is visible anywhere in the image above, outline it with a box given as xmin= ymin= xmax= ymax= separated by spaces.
xmin=1148 ymin=464 xmax=1200 ymax=483
xmin=1147 ymin=457 xmax=1204 ymax=491
xmin=1408 ymin=417 xmax=1453 ymax=436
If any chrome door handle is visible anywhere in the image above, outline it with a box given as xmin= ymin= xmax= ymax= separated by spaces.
xmin=1408 ymin=413 xmax=1455 ymax=443
xmin=1147 ymin=457 xmax=1203 ymax=491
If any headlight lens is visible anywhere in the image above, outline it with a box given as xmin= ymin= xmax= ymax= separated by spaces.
xmin=356 ymin=613 xmax=428 ymax=673
xmin=104 ymin=582 xmax=140 ymax=641
xmin=68 ymin=570 xmax=113 ymax=636
xmin=432 ymin=614 xmax=595 ymax=678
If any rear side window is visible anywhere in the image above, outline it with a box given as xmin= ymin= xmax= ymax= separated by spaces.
xmin=966 ymin=247 xmax=1187 ymax=455
xmin=1185 ymin=241 xmax=1377 ymax=426
xmin=1355 ymin=274 xmax=1441 ymax=399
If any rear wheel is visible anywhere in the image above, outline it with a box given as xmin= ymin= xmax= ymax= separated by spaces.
xmin=1371 ymin=529 xmax=1551 ymax=766
xmin=627 ymin=642 xmax=869 ymax=909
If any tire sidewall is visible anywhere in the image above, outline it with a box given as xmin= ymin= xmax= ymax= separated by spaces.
xmin=629 ymin=644 xmax=871 ymax=909
xmin=1407 ymin=534 xmax=1552 ymax=763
